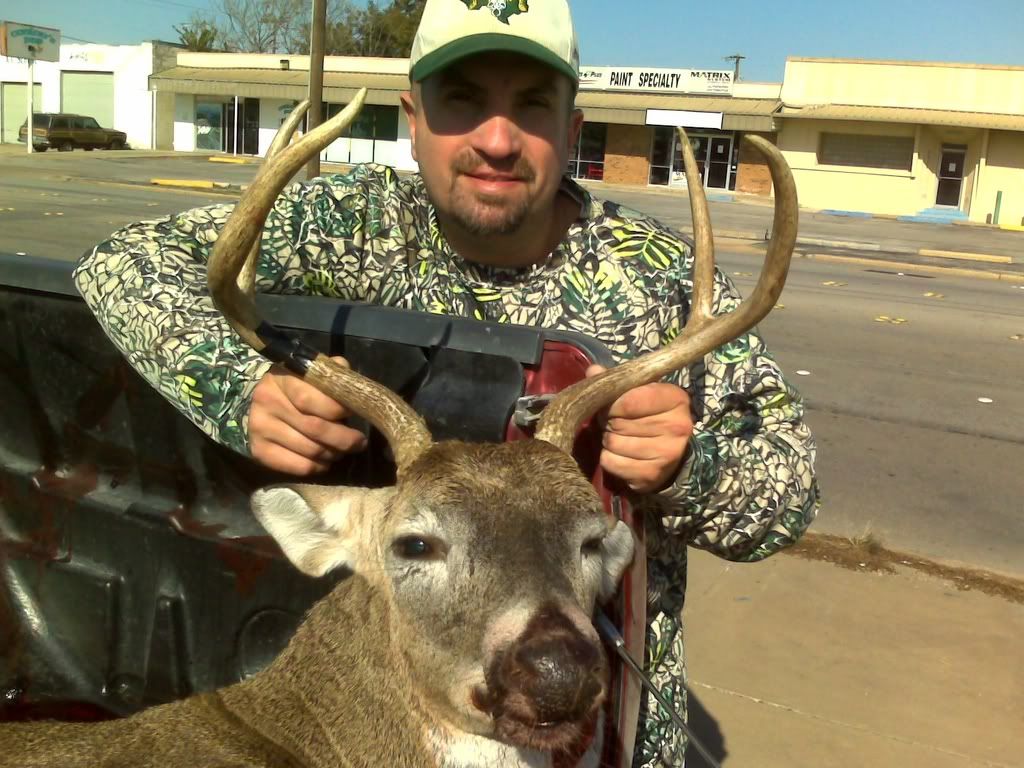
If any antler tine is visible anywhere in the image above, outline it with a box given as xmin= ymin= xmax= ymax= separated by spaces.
xmin=677 ymin=128 xmax=715 ymax=325
xmin=236 ymin=100 xmax=311 ymax=300
xmin=207 ymin=88 xmax=434 ymax=475
xmin=535 ymin=132 xmax=798 ymax=455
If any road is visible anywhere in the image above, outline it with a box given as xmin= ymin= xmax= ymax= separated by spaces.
xmin=731 ymin=247 xmax=1024 ymax=576
xmin=1 ymin=154 xmax=1022 ymax=576
xmin=0 ymin=158 xmax=229 ymax=262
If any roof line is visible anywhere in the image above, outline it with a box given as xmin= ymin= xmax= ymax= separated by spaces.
xmin=786 ymin=57 xmax=1024 ymax=72
xmin=785 ymin=102 xmax=1022 ymax=118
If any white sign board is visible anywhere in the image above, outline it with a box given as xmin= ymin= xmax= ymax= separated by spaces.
xmin=1 ymin=21 xmax=61 ymax=62
xmin=580 ymin=67 xmax=733 ymax=96
xmin=646 ymin=109 xmax=724 ymax=131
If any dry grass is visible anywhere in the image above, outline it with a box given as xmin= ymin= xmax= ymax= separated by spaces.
xmin=786 ymin=530 xmax=1024 ymax=604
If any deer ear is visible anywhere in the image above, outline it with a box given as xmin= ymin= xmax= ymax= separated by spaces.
xmin=251 ymin=485 xmax=393 ymax=577
xmin=600 ymin=520 xmax=637 ymax=601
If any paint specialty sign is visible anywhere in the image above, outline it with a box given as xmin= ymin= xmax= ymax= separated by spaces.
xmin=0 ymin=21 xmax=61 ymax=62
xmin=580 ymin=67 xmax=733 ymax=96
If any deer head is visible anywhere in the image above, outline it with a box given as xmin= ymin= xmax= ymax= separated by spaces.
xmin=205 ymin=90 xmax=797 ymax=756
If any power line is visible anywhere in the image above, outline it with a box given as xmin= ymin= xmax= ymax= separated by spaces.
xmin=122 ymin=0 xmax=215 ymax=13
xmin=62 ymin=33 xmax=103 ymax=44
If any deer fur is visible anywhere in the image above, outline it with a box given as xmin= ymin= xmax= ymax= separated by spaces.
xmin=0 ymin=441 xmax=635 ymax=768
xmin=2 ymin=85 xmax=798 ymax=767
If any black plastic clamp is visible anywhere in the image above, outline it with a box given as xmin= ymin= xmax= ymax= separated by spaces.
xmin=255 ymin=321 xmax=319 ymax=375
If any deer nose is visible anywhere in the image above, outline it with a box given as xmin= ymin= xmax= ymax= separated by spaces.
xmin=513 ymin=634 xmax=603 ymax=723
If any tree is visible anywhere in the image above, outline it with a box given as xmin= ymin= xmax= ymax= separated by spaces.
xmin=187 ymin=0 xmax=348 ymax=54
xmin=174 ymin=19 xmax=222 ymax=52
xmin=211 ymin=0 xmax=308 ymax=53
xmin=323 ymin=0 xmax=426 ymax=57
xmin=183 ymin=0 xmax=424 ymax=57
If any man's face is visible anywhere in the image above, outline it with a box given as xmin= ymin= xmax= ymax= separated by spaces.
xmin=402 ymin=52 xmax=583 ymax=238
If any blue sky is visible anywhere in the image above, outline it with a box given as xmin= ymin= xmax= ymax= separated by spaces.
xmin=4 ymin=0 xmax=1023 ymax=82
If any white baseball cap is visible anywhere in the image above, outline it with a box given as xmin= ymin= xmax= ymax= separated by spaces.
xmin=409 ymin=0 xmax=580 ymax=85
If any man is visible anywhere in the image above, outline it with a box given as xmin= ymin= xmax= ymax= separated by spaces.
xmin=74 ymin=0 xmax=819 ymax=764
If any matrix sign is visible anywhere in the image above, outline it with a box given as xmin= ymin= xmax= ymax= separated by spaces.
xmin=1 ymin=21 xmax=61 ymax=62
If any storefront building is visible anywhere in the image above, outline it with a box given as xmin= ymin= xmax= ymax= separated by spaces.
xmin=152 ymin=54 xmax=413 ymax=167
xmin=147 ymin=53 xmax=782 ymax=198
xmin=0 ymin=41 xmax=177 ymax=149
xmin=570 ymin=67 xmax=780 ymax=195
xmin=5 ymin=41 xmax=1023 ymax=226
xmin=778 ymin=58 xmax=1024 ymax=225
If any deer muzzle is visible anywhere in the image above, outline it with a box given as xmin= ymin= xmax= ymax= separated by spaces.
xmin=476 ymin=606 xmax=607 ymax=750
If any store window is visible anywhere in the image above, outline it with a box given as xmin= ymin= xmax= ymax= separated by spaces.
xmin=324 ymin=103 xmax=400 ymax=141
xmin=195 ymin=100 xmax=225 ymax=151
xmin=567 ymin=122 xmax=607 ymax=181
xmin=316 ymin=103 xmax=401 ymax=165
xmin=818 ymin=133 xmax=914 ymax=171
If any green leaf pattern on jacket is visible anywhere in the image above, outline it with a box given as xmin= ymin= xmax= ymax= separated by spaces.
xmin=74 ymin=164 xmax=820 ymax=767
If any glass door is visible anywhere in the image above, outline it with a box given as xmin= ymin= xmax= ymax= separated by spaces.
xmin=649 ymin=128 xmax=734 ymax=189
xmin=707 ymin=136 xmax=732 ymax=189
xmin=936 ymin=145 xmax=966 ymax=207
xmin=242 ymin=98 xmax=260 ymax=156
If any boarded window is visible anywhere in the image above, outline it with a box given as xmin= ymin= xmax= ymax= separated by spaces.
xmin=818 ymin=133 xmax=914 ymax=171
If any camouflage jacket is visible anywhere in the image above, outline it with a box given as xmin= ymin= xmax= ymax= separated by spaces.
xmin=74 ymin=164 xmax=819 ymax=767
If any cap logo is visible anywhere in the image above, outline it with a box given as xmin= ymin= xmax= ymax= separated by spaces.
xmin=461 ymin=0 xmax=529 ymax=25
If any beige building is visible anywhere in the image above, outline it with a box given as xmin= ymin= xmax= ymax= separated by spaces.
xmin=779 ymin=58 xmax=1024 ymax=226
xmin=143 ymin=51 xmax=1024 ymax=228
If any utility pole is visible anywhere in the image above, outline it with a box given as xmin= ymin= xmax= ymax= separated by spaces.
xmin=26 ymin=44 xmax=37 ymax=155
xmin=305 ymin=0 xmax=327 ymax=180
xmin=724 ymin=54 xmax=746 ymax=84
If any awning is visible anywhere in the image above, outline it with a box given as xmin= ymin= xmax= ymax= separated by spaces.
xmin=150 ymin=65 xmax=781 ymax=131
xmin=577 ymin=92 xmax=778 ymax=131
xmin=149 ymin=66 xmax=409 ymax=104
xmin=779 ymin=104 xmax=1024 ymax=132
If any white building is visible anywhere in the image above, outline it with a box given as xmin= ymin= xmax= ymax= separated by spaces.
xmin=0 ymin=41 xmax=178 ymax=149
xmin=154 ymin=52 xmax=416 ymax=169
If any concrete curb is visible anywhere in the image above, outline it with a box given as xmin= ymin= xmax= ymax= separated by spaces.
xmin=150 ymin=178 xmax=231 ymax=190
xmin=683 ymin=226 xmax=1019 ymax=266
xmin=798 ymin=252 xmax=1024 ymax=284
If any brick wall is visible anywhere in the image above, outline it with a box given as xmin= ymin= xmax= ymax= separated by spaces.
xmin=602 ymin=124 xmax=653 ymax=187
xmin=735 ymin=132 xmax=777 ymax=196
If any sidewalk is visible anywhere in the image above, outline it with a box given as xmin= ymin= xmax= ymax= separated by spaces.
xmin=683 ymin=542 xmax=1024 ymax=767
xmin=582 ymin=180 xmax=1024 ymax=281
xmin=3 ymin=144 xmax=1023 ymax=280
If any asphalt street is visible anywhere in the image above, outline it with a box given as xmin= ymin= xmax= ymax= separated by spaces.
xmin=731 ymin=249 xmax=1024 ymax=576
xmin=1 ymin=150 xmax=1022 ymax=576
xmin=0 ymin=157 xmax=228 ymax=262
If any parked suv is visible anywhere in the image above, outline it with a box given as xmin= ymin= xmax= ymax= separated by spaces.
xmin=18 ymin=113 xmax=128 ymax=152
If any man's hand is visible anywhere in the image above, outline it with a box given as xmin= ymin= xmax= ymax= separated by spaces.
xmin=248 ymin=356 xmax=367 ymax=476
xmin=586 ymin=364 xmax=693 ymax=494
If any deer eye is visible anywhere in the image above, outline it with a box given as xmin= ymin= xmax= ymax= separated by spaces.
xmin=581 ymin=535 xmax=604 ymax=556
xmin=393 ymin=535 xmax=444 ymax=560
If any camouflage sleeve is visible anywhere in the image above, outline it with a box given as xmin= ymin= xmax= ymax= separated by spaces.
xmin=72 ymin=166 xmax=394 ymax=455
xmin=651 ymin=269 xmax=820 ymax=561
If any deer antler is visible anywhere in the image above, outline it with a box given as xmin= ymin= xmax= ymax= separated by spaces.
xmin=207 ymin=90 xmax=434 ymax=475
xmin=235 ymin=100 xmax=312 ymax=300
xmin=535 ymin=130 xmax=798 ymax=454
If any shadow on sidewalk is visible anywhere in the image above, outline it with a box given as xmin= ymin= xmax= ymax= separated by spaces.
xmin=686 ymin=691 xmax=728 ymax=767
